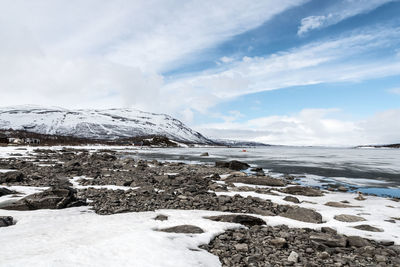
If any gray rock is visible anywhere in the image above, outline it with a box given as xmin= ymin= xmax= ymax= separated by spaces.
xmin=347 ymin=236 xmax=371 ymax=247
xmin=270 ymin=237 xmax=287 ymax=248
xmin=0 ymin=216 xmax=14 ymax=227
xmin=234 ymin=243 xmax=249 ymax=252
xmin=154 ymin=214 xmax=168 ymax=221
xmin=334 ymin=214 xmax=366 ymax=222
xmin=353 ymin=224 xmax=384 ymax=232
xmin=204 ymin=214 xmax=266 ymax=227
xmin=280 ymin=207 xmax=323 ymax=223
xmin=325 ymin=202 xmax=358 ymax=208
xmin=200 ymin=152 xmax=209 ymax=157
xmin=282 ymin=186 xmax=324 ymax=196
xmin=283 ymin=196 xmax=300 ymax=203
xmin=0 ymin=171 xmax=24 ymax=183
xmin=309 ymin=233 xmax=347 ymax=247
xmin=0 ymin=187 xmax=85 ymax=210
xmin=287 ymin=251 xmax=299 ymax=263
xmin=159 ymin=225 xmax=204 ymax=234
xmin=226 ymin=176 xmax=285 ymax=187
xmin=215 ymin=160 xmax=250 ymax=171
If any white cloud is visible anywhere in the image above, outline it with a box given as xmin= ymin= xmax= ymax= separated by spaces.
xmin=196 ymin=109 xmax=400 ymax=146
xmin=388 ymin=88 xmax=400 ymax=95
xmin=297 ymin=0 xmax=397 ymax=36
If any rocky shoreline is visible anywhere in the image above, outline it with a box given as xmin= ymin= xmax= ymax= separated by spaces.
xmin=0 ymin=147 xmax=399 ymax=266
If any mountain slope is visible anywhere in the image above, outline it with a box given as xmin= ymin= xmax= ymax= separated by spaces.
xmin=0 ymin=106 xmax=212 ymax=144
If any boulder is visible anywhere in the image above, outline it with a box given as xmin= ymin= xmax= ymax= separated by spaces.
xmin=0 ymin=171 xmax=24 ymax=183
xmin=154 ymin=214 xmax=168 ymax=221
xmin=0 ymin=188 xmax=15 ymax=197
xmin=0 ymin=216 xmax=14 ymax=227
xmin=204 ymin=214 xmax=266 ymax=227
xmin=200 ymin=152 xmax=209 ymax=157
xmin=353 ymin=224 xmax=384 ymax=232
xmin=159 ymin=225 xmax=204 ymax=234
xmin=215 ymin=160 xmax=250 ymax=171
xmin=270 ymin=237 xmax=287 ymax=248
xmin=0 ymin=186 xmax=86 ymax=210
xmin=334 ymin=214 xmax=366 ymax=222
xmin=287 ymin=251 xmax=299 ymax=263
xmin=225 ymin=176 xmax=285 ymax=187
xmin=282 ymin=186 xmax=324 ymax=196
xmin=325 ymin=202 xmax=358 ymax=208
xmin=309 ymin=233 xmax=347 ymax=247
xmin=283 ymin=196 xmax=300 ymax=203
xmin=347 ymin=236 xmax=371 ymax=247
xmin=280 ymin=207 xmax=323 ymax=223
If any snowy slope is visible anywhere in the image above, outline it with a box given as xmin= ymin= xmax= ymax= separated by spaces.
xmin=0 ymin=106 xmax=212 ymax=143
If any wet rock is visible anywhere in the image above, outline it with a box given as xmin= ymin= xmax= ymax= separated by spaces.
xmin=154 ymin=214 xmax=168 ymax=221
xmin=159 ymin=225 xmax=204 ymax=234
xmin=283 ymin=196 xmax=300 ymax=203
xmin=226 ymin=176 xmax=285 ymax=187
xmin=0 ymin=216 xmax=14 ymax=227
xmin=204 ymin=214 xmax=266 ymax=227
xmin=0 ymin=171 xmax=24 ymax=183
xmin=215 ymin=160 xmax=250 ymax=171
xmin=353 ymin=224 xmax=384 ymax=232
xmin=282 ymin=186 xmax=324 ymax=197
xmin=347 ymin=236 xmax=371 ymax=247
xmin=0 ymin=186 xmax=86 ymax=210
xmin=280 ymin=207 xmax=323 ymax=223
xmin=334 ymin=214 xmax=366 ymax=222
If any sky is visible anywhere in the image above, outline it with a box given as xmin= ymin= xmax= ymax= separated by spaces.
xmin=0 ymin=0 xmax=400 ymax=146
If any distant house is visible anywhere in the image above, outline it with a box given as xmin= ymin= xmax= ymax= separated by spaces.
xmin=25 ymin=138 xmax=41 ymax=145
xmin=8 ymin=138 xmax=24 ymax=145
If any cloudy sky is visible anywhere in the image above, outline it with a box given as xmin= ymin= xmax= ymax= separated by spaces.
xmin=1 ymin=0 xmax=400 ymax=146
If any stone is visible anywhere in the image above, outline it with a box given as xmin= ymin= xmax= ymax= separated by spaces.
xmin=319 ymin=251 xmax=330 ymax=259
xmin=0 ymin=171 xmax=24 ymax=183
xmin=282 ymin=186 xmax=324 ymax=197
xmin=0 ymin=186 xmax=85 ymax=210
xmin=374 ymin=255 xmax=387 ymax=262
xmin=280 ymin=207 xmax=323 ymax=223
xmin=204 ymin=214 xmax=266 ymax=227
xmin=215 ymin=160 xmax=250 ymax=171
xmin=200 ymin=152 xmax=209 ymax=157
xmin=309 ymin=233 xmax=347 ymax=247
xmin=250 ymin=207 xmax=275 ymax=216
xmin=0 ymin=216 xmax=13 ymax=227
xmin=226 ymin=176 xmax=285 ymax=187
xmin=234 ymin=243 xmax=249 ymax=252
xmin=321 ymin=227 xmax=337 ymax=235
xmin=337 ymin=186 xmax=348 ymax=192
xmin=270 ymin=237 xmax=287 ymax=248
xmin=325 ymin=202 xmax=357 ymax=208
xmin=159 ymin=225 xmax=204 ymax=234
xmin=154 ymin=214 xmax=168 ymax=221
xmin=347 ymin=236 xmax=371 ymax=247
xmin=283 ymin=196 xmax=300 ymax=203
xmin=0 ymin=188 xmax=15 ymax=197
xmin=287 ymin=251 xmax=299 ymax=263
xmin=334 ymin=214 xmax=366 ymax=222
xmin=353 ymin=224 xmax=384 ymax=232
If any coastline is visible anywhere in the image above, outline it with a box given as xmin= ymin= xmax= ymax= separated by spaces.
xmin=0 ymin=146 xmax=399 ymax=266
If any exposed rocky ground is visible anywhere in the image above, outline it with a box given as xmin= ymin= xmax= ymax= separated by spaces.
xmin=0 ymin=147 xmax=399 ymax=266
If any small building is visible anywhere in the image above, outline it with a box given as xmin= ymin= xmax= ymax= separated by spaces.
xmin=25 ymin=138 xmax=41 ymax=145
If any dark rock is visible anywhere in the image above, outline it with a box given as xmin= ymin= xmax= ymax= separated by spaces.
xmin=347 ymin=236 xmax=371 ymax=247
xmin=204 ymin=214 xmax=266 ymax=227
xmin=215 ymin=160 xmax=250 ymax=171
xmin=0 ymin=188 xmax=15 ymax=197
xmin=159 ymin=225 xmax=204 ymax=234
xmin=283 ymin=196 xmax=300 ymax=203
xmin=200 ymin=152 xmax=209 ymax=157
xmin=325 ymin=202 xmax=358 ymax=208
xmin=0 ymin=171 xmax=24 ymax=183
xmin=321 ymin=227 xmax=337 ymax=235
xmin=226 ymin=176 xmax=285 ymax=186
xmin=280 ymin=207 xmax=323 ymax=223
xmin=353 ymin=224 xmax=384 ymax=232
xmin=154 ymin=214 xmax=168 ymax=221
xmin=334 ymin=214 xmax=366 ymax=222
xmin=282 ymin=186 xmax=324 ymax=197
xmin=0 ymin=216 xmax=14 ymax=227
xmin=309 ymin=233 xmax=347 ymax=247
xmin=0 ymin=187 xmax=86 ymax=210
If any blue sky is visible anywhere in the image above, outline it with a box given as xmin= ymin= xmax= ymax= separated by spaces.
xmin=0 ymin=0 xmax=399 ymax=145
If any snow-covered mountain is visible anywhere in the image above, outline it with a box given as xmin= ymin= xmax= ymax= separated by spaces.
xmin=0 ymin=106 xmax=212 ymax=144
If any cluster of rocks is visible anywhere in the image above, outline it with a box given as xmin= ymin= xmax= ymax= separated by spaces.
xmin=201 ymin=225 xmax=400 ymax=266
xmin=0 ymin=148 xmax=398 ymax=266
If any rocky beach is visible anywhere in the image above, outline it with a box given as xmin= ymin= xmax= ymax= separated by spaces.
xmin=0 ymin=146 xmax=399 ymax=266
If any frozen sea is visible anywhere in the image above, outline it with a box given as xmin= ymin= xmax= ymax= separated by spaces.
xmin=131 ymin=146 xmax=400 ymax=198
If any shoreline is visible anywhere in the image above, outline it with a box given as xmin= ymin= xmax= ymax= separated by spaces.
xmin=1 ymin=146 xmax=399 ymax=266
